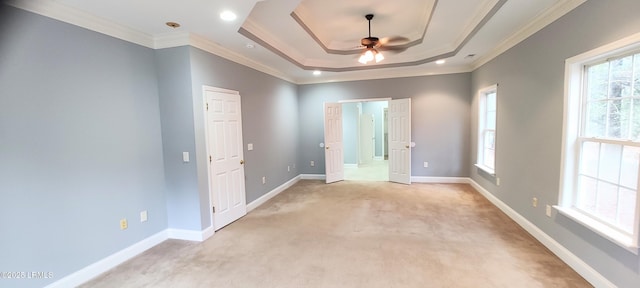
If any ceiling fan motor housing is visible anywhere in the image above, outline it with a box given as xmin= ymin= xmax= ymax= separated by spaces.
xmin=361 ymin=36 xmax=379 ymax=47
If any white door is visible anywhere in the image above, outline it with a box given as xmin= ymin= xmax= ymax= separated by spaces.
xmin=388 ymin=99 xmax=411 ymax=184
xmin=204 ymin=87 xmax=247 ymax=230
xmin=324 ymin=103 xmax=344 ymax=184
xmin=360 ymin=113 xmax=374 ymax=165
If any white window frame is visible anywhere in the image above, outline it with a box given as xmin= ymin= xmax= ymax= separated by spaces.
xmin=559 ymin=32 xmax=640 ymax=254
xmin=476 ymin=84 xmax=498 ymax=175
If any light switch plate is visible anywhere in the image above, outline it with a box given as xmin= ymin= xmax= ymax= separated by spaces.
xmin=182 ymin=152 xmax=189 ymax=162
xmin=248 ymin=143 xmax=254 ymax=151
xmin=140 ymin=210 xmax=148 ymax=222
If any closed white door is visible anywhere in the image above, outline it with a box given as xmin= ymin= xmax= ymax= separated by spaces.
xmin=324 ymin=103 xmax=344 ymax=184
xmin=360 ymin=113 xmax=374 ymax=165
xmin=204 ymin=87 xmax=247 ymax=230
xmin=388 ymin=99 xmax=411 ymax=184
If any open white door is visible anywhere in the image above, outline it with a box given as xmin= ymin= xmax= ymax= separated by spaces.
xmin=388 ymin=99 xmax=411 ymax=184
xmin=204 ymin=87 xmax=247 ymax=230
xmin=324 ymin=103 xmax=344 ymax=183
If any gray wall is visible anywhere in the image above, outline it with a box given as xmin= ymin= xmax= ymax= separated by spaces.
xmin=155 ymin=46 xmax=301 ymax=230
xmin=189 ymin=47 xmax=299 ymax=210
xmin=298 ymin=73 xmax=471 ymax=177
xmin=0 ymin=6 xmax=167 ymax=288
xmin=155 ymin=47 xmax=201 ymax=230
xmin=470 ymin=0 xmax=640 ymax=286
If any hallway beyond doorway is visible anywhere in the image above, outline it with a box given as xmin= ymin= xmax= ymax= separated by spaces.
xmin=344 ymin=159 xmax=388 ymax=181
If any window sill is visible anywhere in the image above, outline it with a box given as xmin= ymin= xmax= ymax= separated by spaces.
xmin=474 ymin=164 xmax=495 ymax=176
xmin=554 ymin=206 xmax=638 ymax=255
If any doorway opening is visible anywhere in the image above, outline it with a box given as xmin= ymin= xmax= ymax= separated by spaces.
xmin=341 ymin=100 xmax=389 ymax=181
xmin=324 ymin=98 xmax=411 ymax=184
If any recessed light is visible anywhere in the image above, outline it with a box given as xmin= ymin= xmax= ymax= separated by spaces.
xmin=313 ymin=70 xmax=322 ymax=76
xmin=436 ymin=59 xmax=446 ymax=65
xmin=165 ymin=22 xmax=180 ymax=28
xmin=220 ymin=11 xmax=237 ymax=21
xmin=246 ymin=44 xmax=255 ymax=49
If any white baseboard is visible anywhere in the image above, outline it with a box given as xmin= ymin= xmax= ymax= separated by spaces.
xmin=45 ymin=230 xmax=168 ymax=288
xmin=467 ymin=179 xmax=615 ymax=288
xmin=167 ymin=227 xmax=214 ymax=242
xmin=299 ymin=175 xmax=470 ymax=184
xmin=344 ymin=164 xmax=358 ymax=168
xmin=374 ymin=156 xmax=384 ymax=161
xmin=300 ymin=174 xmax=326 ymax=180
xmin=247 ymin=176 xmax=301 ymax=212
xmin=411 ymin=176 xmax=470 ymax=183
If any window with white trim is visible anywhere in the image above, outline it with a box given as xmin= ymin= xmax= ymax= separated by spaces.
xmin=560 ymin=33 xmax=640 ymax=253
xmin=477 ymin=85 xmax=497 ymax=174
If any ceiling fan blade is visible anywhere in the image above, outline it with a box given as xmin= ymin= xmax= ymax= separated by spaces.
xmin=380 ymin=36 xmax=410 ymax=45
xmin=379 ymin=46 xmax=408 ymax=54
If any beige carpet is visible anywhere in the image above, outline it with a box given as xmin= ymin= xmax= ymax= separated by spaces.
xmin=81 ymin=180 xmax=590 ymax=288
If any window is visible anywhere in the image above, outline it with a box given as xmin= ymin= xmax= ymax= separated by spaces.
xmin=560 ymin=33 xmax=640 ymax=253
xmin=477 ymin=85 xmax=497 ymax=174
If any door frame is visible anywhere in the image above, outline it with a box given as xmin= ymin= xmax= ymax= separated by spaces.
xmin=333 ymin=98 xmax=394 ymax=180
xmin=202 ymin=85 xmax=247 ymax=231
xmin=382 ymin=107 xmax=388 ymax=160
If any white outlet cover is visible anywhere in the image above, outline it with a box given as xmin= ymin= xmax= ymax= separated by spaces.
xmin=140 ymin=210 xmax=148 ymax=222
xmin=248 ymin=143 xmax=253 ymax=151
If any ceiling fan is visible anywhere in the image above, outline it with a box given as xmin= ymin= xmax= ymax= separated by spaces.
xmin=358 ymin=14 xmax=409 ymax=64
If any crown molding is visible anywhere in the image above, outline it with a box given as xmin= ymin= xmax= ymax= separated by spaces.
xmin=187 ymin=34 xmax=295 ymax=83
xmin=7 ymin=0 xmax=155 ymax=48
xmin=453 ymin=0 xmax=503 ymax=50
xmin=7 ymin=0 xmax=295 ymax=83
xmin=471 ymin=0 xmax=587 ymax=70
xmin=153 ymin=32 xmax=191 ymax=49
xmin=7 ymin=0 xmax=587 ymax=85
xmin=297 ymin=64 xmax=473 ymax=85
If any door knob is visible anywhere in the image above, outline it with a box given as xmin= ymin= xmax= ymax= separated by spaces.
xmin=326 ymin=146 xmax=330 ymax=150
xmin=240 ymin=160 xmax=244 ymax=165
xmin=405 ymin=145 xmax=410 ymax=148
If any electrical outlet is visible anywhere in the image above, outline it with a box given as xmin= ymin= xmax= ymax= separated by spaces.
xmin=262 ymin=176 xmax=266 ymax=184
xmin=532 ymin=197 xmax=538 ymax=208
xmin=120 ymin=218 xmax=128 ymax=230
xmin=496 ymin=177 xmax=501 ymax=186
xmin=287 ymin=165 xmax=290 ymax=172
xmin=423 ymin=162 xmax=429 ymax=168
xmin=310 ymin=160 xmax=315 ymax=167
xmin=546 ymin=205 xmax=552 ymax=217
xmin=140 ymin=210 xmax=148 ymax=222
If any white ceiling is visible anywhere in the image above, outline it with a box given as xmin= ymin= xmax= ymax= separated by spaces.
xmin=9 ymin=0 xmax=586 ymax=84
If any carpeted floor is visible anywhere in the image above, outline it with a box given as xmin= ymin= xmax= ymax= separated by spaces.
xmin=81 ymin=180 xmax=591 ymax=287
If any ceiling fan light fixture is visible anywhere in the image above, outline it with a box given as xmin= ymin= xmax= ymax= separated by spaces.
xmin=375 ymin=51 xmax=384 ymax=63
xmin=359 ymin=48 xmax=383 ymax=64
xmin=358 ymin=54 xmax=368 ymax=64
